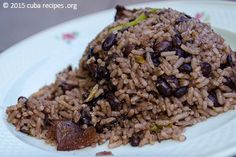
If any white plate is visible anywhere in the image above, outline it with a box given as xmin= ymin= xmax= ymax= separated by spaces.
xmin=1 ymin=1 xmax=236 ymax=157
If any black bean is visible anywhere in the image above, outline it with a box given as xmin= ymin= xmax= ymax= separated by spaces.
xmin=184 ymin=14 xmax=192 ymax=19
xmin=179 ymin=63 xmax=192 ymax=74
xmin=95 ymin=124 xmax=104 ymax=133
xmin=114 ymin=5 xmax=126 ymax=21
xmin=163 ymin=75 xmax=179 ymax=90
xmin=106 ymin=93 xmax=122 ymax=111
xmin=201 ymin=62 xmax=212 ymax=77
xmin=79 ymin=110 xmax=91 ymax=125
xmin=122 ymin=44 xmax=135 ymax=57
xmin=17 ymin=96 xmax=28 ymax=104
xmin=102 ymin=33 xmax=117 ymax=51
xmin=172 ymin=33 xmax=182 ymax=47
xmin=67 ymin=65 xmax=72 ymax=71
xmin=174 ymin=48 xmax=190 ymax=58
xmin=223 ymin=76 xmax=236 ymax=91
xmin=174 ymin=86 xmax=188 ymax=98
xmin=176 ymin=16 xmax=190 ymax=24
xmin=153 ymin=41 xmax=172 ymax=53
xmin=150 ymin=53 xmax=160 ymax=67
xmin=208 ymin=91 xmax=220 ymax=107
xmin=156 ymin=78 xmax=172 ymax=97
xmin=220 ymin=63 xmax=227 ymax=69
xmin=59 ymin=82 xmax=77 ymax=92
xmin=130 ymin=134 xmax=140 ymax=147
xmin=226 ymin=55 xmax=234 ymax=66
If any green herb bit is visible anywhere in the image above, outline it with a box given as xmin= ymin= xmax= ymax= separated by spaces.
xmin=150 ymin=124 xmax=163 ymax=133
xmin=167 ymin=123 xmax=173 ymax=128
xmin=85 ymin=84 xmax=99 ymax=102
xmin=135 ymin=55 xmax=146 ymax=64
xmin=109 ymin=13 xmax=147 ymax=32
xmin=149 ymin=8 xmax=159 ymax=13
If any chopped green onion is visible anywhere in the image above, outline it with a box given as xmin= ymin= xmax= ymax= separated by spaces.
xmin=109 ymin=8 xmax=159 ymax=33
xmin=150 ymin=124 xmax=163 ymax=133
xmin=109 ymin=13 xmax=147 ymax=32
xmin=135 ymin=55 xmax=146 ymax=64
xmin=149 ymin=8 xmax=159 ymax=13
xmin=85 ymin=84 xmax=99 ymax=102
xmin=167 ymin=123 xmax=173 ymax=128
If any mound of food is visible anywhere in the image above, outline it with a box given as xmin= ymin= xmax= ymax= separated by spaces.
xmin=6 ymin=6 xmax=236 ymax=151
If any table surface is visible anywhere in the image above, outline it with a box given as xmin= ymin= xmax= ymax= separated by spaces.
xmin=0 ymin=0 xmax=235 ymax=53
